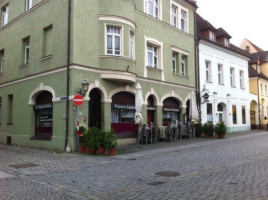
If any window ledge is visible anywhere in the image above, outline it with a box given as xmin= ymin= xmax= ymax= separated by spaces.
xmin=20 ymin=63 xmax=29 ymax=68
xmin=146 ymin=66 xmax=162 ymax=72
xmin=172 ymin=72 xmax=188 ymax=78
xmin=40 ymin=54 xmax=53 ymax=61
xmin=206 ymin=81 xmax=213 ymax=84
xmin=218 ymin=83 xmax=225 ymax=86
xmin=231 ymin=86 xmax=236 ymax=88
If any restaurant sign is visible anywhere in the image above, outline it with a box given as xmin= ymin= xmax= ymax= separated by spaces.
xmin=112 ymin=104 xmax=136 ymax=110
xmin=163 ymin=108 xmax=180 ymax=112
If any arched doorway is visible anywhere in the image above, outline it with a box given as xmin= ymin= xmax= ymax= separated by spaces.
xmin=162 ymin=97 xmax=181 ymax=126
xmin=111 ymin=92 xmax=137 ymax=138
xmin=147 ymin=95 xmax=156 ymax=125
xmin=89 ymin=88 xmax=101 ymax=129
xmin=250 ymin=100 xmax=258 ymax=129
xmin=34 ymin=91 xmax=53 ymax=138
xmin=217 ymin=102 xmax=226 ymax=123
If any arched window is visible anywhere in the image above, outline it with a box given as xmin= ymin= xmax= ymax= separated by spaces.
xmin=162 ymin=97 xmax=181 ymax=126
xmin=34 ymin=91 xmax=53 ymax=138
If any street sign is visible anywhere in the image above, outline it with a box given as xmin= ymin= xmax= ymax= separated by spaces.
xmin=203 ymin=93 xmax=209 ymax=100
xmin=73 ymin=94 xmax=84 ymax=106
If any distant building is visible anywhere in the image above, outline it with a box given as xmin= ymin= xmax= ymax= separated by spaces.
xmin=240 ymin=38 xmax=263 ymax=54
xmin=197 ymin=14 xmax=258 ymax=132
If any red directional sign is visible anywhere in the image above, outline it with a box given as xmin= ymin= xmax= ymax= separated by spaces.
xmin=73 ymin=94 xmax=84 ymax=106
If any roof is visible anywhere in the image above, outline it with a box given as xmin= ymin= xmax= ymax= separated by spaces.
xmin=248 ymin=66 xmax=268 ymax=81
xmin=249 ymin=51 xmax=268 ymax=64
xmin=246 ymin=39 xmax=263 ymax=52
xmin=196 ymin=13 xmax=250 ymax=59
xmin=216 ymin=28 xmax=232 ymax=39
xmin=184 ymin=0 xmax=198 ymax=8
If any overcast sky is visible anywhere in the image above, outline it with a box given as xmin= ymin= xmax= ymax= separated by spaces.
xmin=196 ymin=0 xmax=268 ymax=50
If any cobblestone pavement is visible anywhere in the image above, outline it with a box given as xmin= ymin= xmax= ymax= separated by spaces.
xmin=1 ymin=131 xmax=268 ymax=199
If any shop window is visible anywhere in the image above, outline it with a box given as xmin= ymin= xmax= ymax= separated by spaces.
xmin=35 ymin=91 xmax=53 ymax=136
xmin=232 ymin=105 xmax=237 ymax=124
xmin=7 ymin=94 xmax=13 ymax=125
xmin=43 ymin=25 xmax=53 ymax=57
xmin=111 ymin=92 xmax=136 ymax=133
xmin=207 ymin=103 xmax=213 ymax=123
xmin=242 ymin=106 xmax=246 ymax=124
xmin=147 ymin=95 xmax=156 ymax=124
xmin=162 ymin=97 xmax=180 ymax=126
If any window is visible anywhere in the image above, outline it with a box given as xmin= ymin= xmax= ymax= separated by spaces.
xmin=180 ymin=10 xmax=187 ymax=32
xmin=207 ymin=103 xmax=213 ymax=123
xmin=239 ymin=70 xmax=244 ymax=89
xmin=43 ymin=25 xmax=53 ymax=57
xmin=209 ymin=31 xmax=215 ymax=41
xmin=147 ymin=44 xmax=158 ymax=68
xmin=145 ymin=0 xmax=159 ymax=19
xmin=224 ymin=38 xmax=229 ymax=47
xmin=171 ymin=5 xmax=177 ymax=27
xmin=230 ymin=68 xmax=235 ymax=87
xmin=257 ymin=64 xmax=261 ymax=73
xmin=232 ymin=105 xmax=237 ymax=124
xmin=1 ymin=4 xmax=8 ymax=27
xmin=181 ymin=55 xmax=187 ymax=76
xmin=129 ymin=31 xmax=135 ymax=59
xmin=205 ymin=61 xmax=212 ymax=82
xmin=0 ymin=97 xmax=2 ymax=126
xmin=0 ymin=49 xmax=4 ymax=74
xmin=266 ymin=85 xmax=268 ymax=96
xmin=7 ymin=94 xmax=13 ymax=125
xmin=172 ymin=52 xmax=178 ymax=73
xmin=261 ymin=84 xmax=263 ymax=95
xmin=106 ymin=26 xmax=121 ymax=55
xmin=26 ymin=0 xmax=32 ymax=11
xmin=218 ymin=64 xmax=224 ymax=84
xmin=23 ymin=37 xmax=30 ymax=64
xmin=242 ymin=106 xmax=246 ymax=124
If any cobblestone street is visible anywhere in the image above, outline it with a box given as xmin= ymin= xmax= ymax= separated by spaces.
xmin=1 ymin=131 xmax=268 ymax=199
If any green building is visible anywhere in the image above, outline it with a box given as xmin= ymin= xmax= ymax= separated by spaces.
xmin=0 ymin=0 xmax=197 ymax=151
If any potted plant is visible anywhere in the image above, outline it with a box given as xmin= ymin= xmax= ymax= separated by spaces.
xmin=84 ymin=127 xmax=98 ymax=154
xmin=215 ymin=121 xmax=227 ymax=138
xmin=194 ymin=122 xmax=203 ymax=137
xmin=202 ymin=123 xmax=209 ymax=137
xmin=104 ymin=130 xmax=118 ymax=156
xmin=78 ymin=124 xmax=87 ymax=153
xmin=207 ymin=123 xmax=215 ymax=138
xmin=96 ymin=130 xmax=106 ymax=155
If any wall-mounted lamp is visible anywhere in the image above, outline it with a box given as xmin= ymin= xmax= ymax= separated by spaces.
xmin=261 ymin=98 xmax=265 ymax=105
xmin=80 ymin=79 xmax=89 ymax=97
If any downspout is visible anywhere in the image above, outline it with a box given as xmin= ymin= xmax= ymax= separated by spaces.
xmin=64 ymin=0 xmax=71 ymax=151
xmin=257 ymin=77 xmax=261 ymax=129
xmin=194 ymin=10 xmax=200 ymax=121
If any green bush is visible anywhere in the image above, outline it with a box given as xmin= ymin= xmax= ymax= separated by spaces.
xmin=104 ymin=130 xmax=118 ymax=149
xmin=84 ymin=127 xmax=99 ymax=148
xmin=96 ymin=129 xmax=105 ymax=147
xmin=194 ymin=122 xmax=203 ymax=137
xmin=203 ymin=123 xmax=214 ymax=137
xmin=215 ymin=122 xmax=227 ymax=136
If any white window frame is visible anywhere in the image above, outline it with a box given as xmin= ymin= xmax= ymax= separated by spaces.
xmin=172 ymin=52 xmax=177 ymax=73
xmin=129 ymin=30 xmax=135 ymax=60
xmin=224 ymin=38 xmax=229 ymax=47
xmin=1 ymin=5 xmax=8 ymax=27
xmin=205 ymin=60 xmax=212 ymax=82
xmin=0 ymin=50 xmax=4 ymax=74
xmin=180 ymin=9 xmax=187 ymax=32
xmin=170 ymin=1 xmax=188 ymax=33
xmin=218 ymin=64 xmax=224 ymax=85
xmin=239 ymin=70 xmax=244 ymax=89
xmin=147 ymin=44 xmax=158 ymax=69
xmin=26 ymin=0 xmax=33 ymax=11
xmin=105 ymin=25 xmax=122 ymax=56
xmin=230 ymin=67 xmax=235 ymax=87
xmin=144 ymin=0 xmax=161 ymax=19
xmin=24 ymin=38 xmax=30 ymax=64
xmin=181 ymin=55 xmax=186 ymax=76
xmin=209 ymin=31 xmax=215 ymax=41
xmin=171 ymin=4 xmax=177 ymax=28
xmin=257 ymin=64 xmax=261 ymax=73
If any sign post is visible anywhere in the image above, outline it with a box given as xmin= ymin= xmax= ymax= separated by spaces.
xmin=73 ymin=94 xmax=84 ymax=106
xmin=73 ymin=94 xmax=84 ymax=152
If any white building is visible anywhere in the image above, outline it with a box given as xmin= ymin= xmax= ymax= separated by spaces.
xmin=197 ymin=14 xmax=258 ymax=132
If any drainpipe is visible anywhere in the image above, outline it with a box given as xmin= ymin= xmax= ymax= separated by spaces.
xmin=64 ymin=0 xmax=71 ymax=151
xmin=257 ymin=77 xmax=261 ymax=129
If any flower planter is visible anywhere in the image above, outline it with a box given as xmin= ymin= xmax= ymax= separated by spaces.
xmin=218 ymin=134 xmax=225 ymax=139
xmin=86 ymin=147 xmax=97 ymax=154
xmin=98 ymin=147 xmax=106 ymax=155
xmin=79 ymin=145 xmax=85 ymax=153
xmin=107 ymin=148 xmax=116 ymax=156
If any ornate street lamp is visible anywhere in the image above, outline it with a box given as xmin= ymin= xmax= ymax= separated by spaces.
xmin=80 ymin=79 xmax=89 ymax=97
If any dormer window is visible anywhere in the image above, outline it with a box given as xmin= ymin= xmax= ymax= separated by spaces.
xmin=209 ymin=31 xmax=215 ymax=41
xmin=257 ymin=64 xmax=261 ymax=73
xmin=224 ymin=38 xmax=229 ymax=47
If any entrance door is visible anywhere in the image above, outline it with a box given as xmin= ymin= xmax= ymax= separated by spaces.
xmin=89 ymin=89 xmax=101 ymax=129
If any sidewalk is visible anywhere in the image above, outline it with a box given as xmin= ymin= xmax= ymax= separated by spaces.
xmin=115 ymin=129 xmax=267 ymax=158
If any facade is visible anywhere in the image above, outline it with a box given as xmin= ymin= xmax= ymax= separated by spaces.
xmin=240 ymin=38 xmax=263 ymax=54
xmin=248 ymin=51 xmax=268 ymax=129
xmin=0 ymin=0 xmax=197 ymax=151
xmin=197 ymin=14 xmax=258 ymax=133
